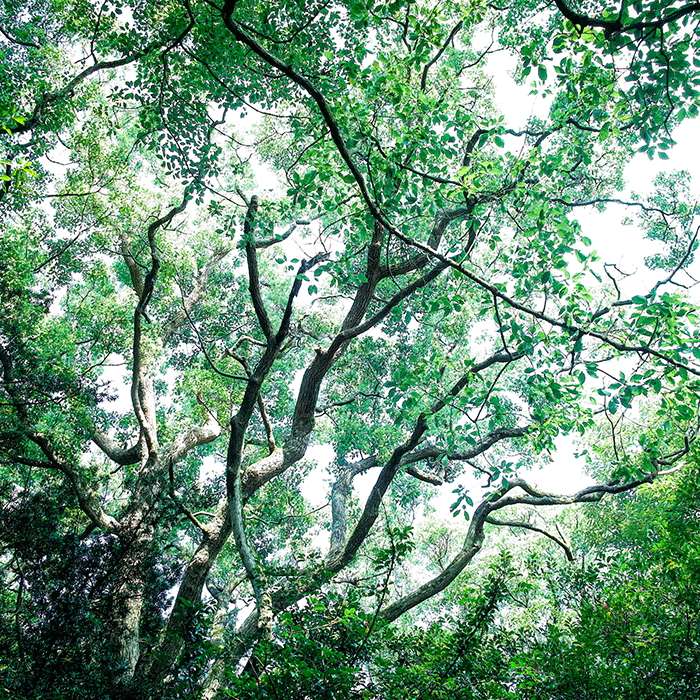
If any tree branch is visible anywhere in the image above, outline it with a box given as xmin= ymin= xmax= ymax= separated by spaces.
xmin=0 ymin=346 xmax=118 ymax=531
xmin=131 ymin=180 xmax=200 ymax=458
xmin=166 ymin=413 xmax=222 ymax=466
xmin=242 ymin=195 xmax=274 ymax=342
xmin=553 ymin=0 xmax=700 ymax=38
xmin=379 ymin=469 xmax=659 ymax=622
xmin=161 ymin=245 xmax=233 ymax=344
xmin=485 ymin=515 xmax=574 ymax=561
xmin=93 ymin=431 xmax=142 ymax=466
xmin=328 ymin=414 xmax=429 ymax=571
xmin=7 ymin=47 xmax=156 ymax=135
xmin=420 ymin=21 xmax=463 ymax=91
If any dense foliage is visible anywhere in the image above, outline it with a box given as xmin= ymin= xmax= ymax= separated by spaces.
xmin=0 ymin=0 xmax=699 ymax=697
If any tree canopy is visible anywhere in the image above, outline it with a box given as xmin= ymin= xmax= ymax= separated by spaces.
xmin=0 ymin=0 xmax=699 ymax=697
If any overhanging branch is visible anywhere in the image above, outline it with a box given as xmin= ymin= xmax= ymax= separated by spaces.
xmin=485 ymin=515 xmax=574 ymax=561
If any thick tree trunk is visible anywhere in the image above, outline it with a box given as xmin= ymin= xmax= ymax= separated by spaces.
xmin=107 ymin=518 xmax=156 ymax=679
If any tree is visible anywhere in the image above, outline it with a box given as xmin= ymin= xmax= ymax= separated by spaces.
xmin=0 ymin=0 xmax=699 ymax=696
xmin=508 ymin=464 xmax=700 ymax=700
xmin=336 ymin=461 xmax=700 ymax=700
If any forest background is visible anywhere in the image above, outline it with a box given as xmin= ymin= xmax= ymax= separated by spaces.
xmin=1 ymin=0 xmax=699 ymax=698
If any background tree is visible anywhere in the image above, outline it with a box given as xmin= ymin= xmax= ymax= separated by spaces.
xmin=0 ymin=0 xmax=699 ymax=697
xmin=355 ymin=460 xmax=700 ymax=700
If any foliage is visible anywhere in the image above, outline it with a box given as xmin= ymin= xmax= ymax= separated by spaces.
xmin=270 ymin=463 xmax=700 ymax=700
xmin=372 ymin=464 xmax=700 ymax=700
xmin=0 ymin=0 xmax=699 ymax=697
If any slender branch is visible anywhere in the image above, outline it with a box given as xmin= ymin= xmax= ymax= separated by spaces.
xmin=420 ymin=21 xmax=463 ymax=91
xmin=243 ymin=195 xmax=274 ymax=342
xmin=485 ymin=515 xmax=574 ymax=561
xmin=7 ymin=46 xmax=156 ymax=135
xmin=390 ymin=236 xmax=700 ymax=377
xmin=169 ymin=459 xmax=205 ymax=532
xmin=0 ymin=346 xmax=118 ymax=531
xmin=245 ymin=219 xmax=310 ymax=250
xmin=177 ymin=286 xmax=249 ymax=381
xmin=162 ymin=245 xmax=232 ymax=344
xmin=315 ymin=389 xmax=382 ymax=416
xmin=220 ymin=12 xmax=377 ymax=221
xmin=328 ymin=414 xmax=429 ymax=570
xmin=0 ymin=23 xmax=40 ymax=48
xmin=277 ymin=251 xmax=329 ymax=344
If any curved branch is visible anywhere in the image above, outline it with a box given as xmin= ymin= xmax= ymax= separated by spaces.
xmin=485 ymin=515 xmax=574 ymax=561
xmin=166 ymin=413 xmax=222 ymax=466
xmin=93 ymin=431 xmax=142 ymax=466
xmin=245 ymin=219 xmax=309 ymax=250
xmin=403 ymin=425 xmax=531 ymax=468
xmin=0 ymin=345 xmax=118 ymax=531
xmin=0 ymin=23 xmax=40 ymax=48
xmin=379 ymin=469 xmax=659 ymax=623
xmin=6 ymin=47 xmax=155 ymax=135
xmin=10 ymin=454 xmax=120 ymax=532
xmin=553 ymin=0 xmax=700 ymax=37
xmin=405 ymin=464 xmax=443 ymax=485
xmin=385 ymin=234 xmax=700 ymax=378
